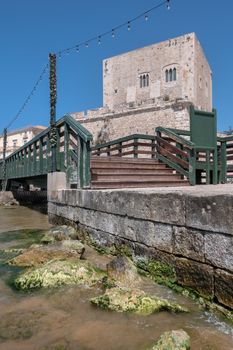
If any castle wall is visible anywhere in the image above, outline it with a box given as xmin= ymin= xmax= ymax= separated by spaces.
xmin=72 ymin=100 xmax=191 ymax=144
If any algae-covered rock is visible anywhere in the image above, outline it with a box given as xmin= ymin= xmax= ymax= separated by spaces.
xmin=40 ymin=233 xmax=55 ymax=244
xmin=150 ymin=329 xmax=190 ymax=350
xmin=14 ymin=259 xmax=106 ymax=290
xmin=107 ymin=255 xmax=142 ymax=288
xmin=61 ymin=240 xmax=85 ymax=255
xmin=91 ymin=287 xmax=189 ymax=315
xmin=49 ymin=226 xmax=77 ymax=241
xmin=7 ymin=246 xmax=82 ymax=267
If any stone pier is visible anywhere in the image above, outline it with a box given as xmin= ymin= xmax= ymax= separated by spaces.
xmin=48 ymin=184 xmax=233 ymax=309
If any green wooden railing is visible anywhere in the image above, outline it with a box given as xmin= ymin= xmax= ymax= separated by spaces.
xmin=156 ymin=127 xmax=220 ymax=185
xmin=91 ymin=134 xmax=157 ymax=158
xmin=0 ymin=114 xmax=93 ymax=189
xmin=217 ymin=134 xmax=233 ymax=183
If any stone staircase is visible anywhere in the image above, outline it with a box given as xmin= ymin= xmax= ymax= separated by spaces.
xmin=91 ymin=156 xmax=189 ymax=189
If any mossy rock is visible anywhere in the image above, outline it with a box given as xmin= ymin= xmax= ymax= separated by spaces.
xmin=14 ymin=259 xmax=106 ymax=290
xmin=91 ymin=287 xmax=189 ymax=315
xmin=150 ymin=329 xmax=190 ymax=350
xmin=7 ymin=246 xmax=82 ymax=268
xmin=107 ymin=255 xmax=142 ymax=288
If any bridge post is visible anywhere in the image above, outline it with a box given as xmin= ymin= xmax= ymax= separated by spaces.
xmin=49 ymin=53 xmax=57 ymax=173
xmin=2 ymin=128 xmax=7 ymax=190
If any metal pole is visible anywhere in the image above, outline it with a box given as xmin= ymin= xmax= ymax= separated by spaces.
xmin=49 ymin=53 xmax=57 ymax=172
xmin=2 ymin=128 xmax=7 ymax=190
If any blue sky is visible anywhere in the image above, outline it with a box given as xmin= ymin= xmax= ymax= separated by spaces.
xmin=0 ymin=0 xmax=232 ymax=133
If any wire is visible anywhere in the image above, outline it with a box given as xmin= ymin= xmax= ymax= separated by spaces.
xmin=4 ymin=0 xmax=171 ymax=133
xmin=6 ymin=63 xmax=49 ymax=130
xmin=56 ymin=0 xmax=170 ymax=56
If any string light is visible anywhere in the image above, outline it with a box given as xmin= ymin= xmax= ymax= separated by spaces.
xmin=4 ymin=0 xmax=172 ymax=132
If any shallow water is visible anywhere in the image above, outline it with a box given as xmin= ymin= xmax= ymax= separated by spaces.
xmin=0 ymin=206 xmax=233 ymax=350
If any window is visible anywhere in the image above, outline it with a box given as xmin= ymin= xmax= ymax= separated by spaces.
xmin=139 ymin=73 xmax=149 ymax=88
xmin=165 ymin=67 xmax=177 ymax=82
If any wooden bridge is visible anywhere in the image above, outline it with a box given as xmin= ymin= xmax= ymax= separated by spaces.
xmin=0 ymin=107 xmax=232 ymax=191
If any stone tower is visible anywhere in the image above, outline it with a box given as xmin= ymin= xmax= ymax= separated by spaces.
xmin=103 ymin=33 xmax=212 ymax=112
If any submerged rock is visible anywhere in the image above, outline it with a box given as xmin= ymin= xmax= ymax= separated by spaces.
xmin=150 ymin=329 xmax=190 ymax=350
xmin=91 ymin=287 xmax=189 ymax=315
xmin=7 ymin=245 xmax=84 ymax=267
xmin=14 ymin=259 xmax=106 ymax=290
xmin=107 ymin=255 xmax=142 ymax=288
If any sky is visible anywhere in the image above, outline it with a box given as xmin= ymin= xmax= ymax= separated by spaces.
xmin=0 ymin=0 xmax=232 ymax=133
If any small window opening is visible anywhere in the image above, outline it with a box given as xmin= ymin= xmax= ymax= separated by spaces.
xmin=140 ymin=73 xmax=149 ymax=88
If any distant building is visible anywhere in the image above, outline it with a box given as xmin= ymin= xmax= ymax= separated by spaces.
xmin=72 ymin=32 xmax=213 ymax=144
xmin=0 ymin=125 xmax=46 ymax=159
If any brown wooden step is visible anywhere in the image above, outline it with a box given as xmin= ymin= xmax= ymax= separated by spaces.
xmin=92 ymin=174 xmax=183 ymax=181
xmin=91 ymin=168 xmax=174 ymax=175
xmin=91 ymin=179 xmax=189 ymax=189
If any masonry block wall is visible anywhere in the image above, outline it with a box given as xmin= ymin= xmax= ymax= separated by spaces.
xmin=48 ymin=187 xmax=233 ymax=310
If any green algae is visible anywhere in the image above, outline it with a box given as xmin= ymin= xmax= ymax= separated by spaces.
xmin=91 ymin=287 xmax=189 ymax=315
xmin=149 ymin=329 xmax=191 ymax=350
xmin=14 ymin=259 xmax=106 ymax=290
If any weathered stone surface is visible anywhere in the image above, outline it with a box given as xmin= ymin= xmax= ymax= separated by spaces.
xmin=49 ymin=225 xmax=77 ymax=241
xmin=173 ymin=227 xmax=205 ymax=262
xmin=151 ymin=329 xmax=190 ymax=350
xmin=15 ymin=260 xmax=105 ymax=290
xmin=215 ymin=269 xmax=233 ymax=308
xmin=174 ymin=258 xmax=214 ymax=298
xmin=70 ymin=206 xmax=173 ymax=252
xmin=91 ymin=287 xmax=188 ymax=315
xmin=107 ymin=256 xmax=141 ymax=288
xmin=0 ymin=191 xmax=19 ymax=206
xmin=205 ymin=233 xmax=233 ymax=272
xmin=7 ymin=245 xmax=83 ymax=267
xmin=185 ymin=194 xmax=233 ymax=235
xmin=73 ymin=190 xmax=186 ymax=226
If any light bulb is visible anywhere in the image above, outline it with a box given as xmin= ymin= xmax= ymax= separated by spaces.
xmin=111 ymin=29 xmax=115 ymax=38
xmin=76 ymin=45 xmax=79 ymax=52
xmin=98 ymin=36 xmax=101 ymax=45
xmin=127 ymin=21 xmax=131 ymax=31
xmin=167 ymin=0 xmax=170 ymax=10
xmin=145 ymin=14 xmax=149 ymax=21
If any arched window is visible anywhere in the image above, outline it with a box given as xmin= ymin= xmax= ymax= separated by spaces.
xmin=142 ymin=75 xmax=146 ymax=87
xmin=165 ymin=67 xmax=178 ymax=82
xmin=169 ymin=69 xmax=173 ymax=82
xmin=172 ymin=68 xmax=176 ymax=81
xmin=139 ymin=73 xmax=150 ymax=88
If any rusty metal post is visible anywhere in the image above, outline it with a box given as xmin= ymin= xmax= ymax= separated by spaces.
xmin=49 ymin=53 xmax=57 ymax=172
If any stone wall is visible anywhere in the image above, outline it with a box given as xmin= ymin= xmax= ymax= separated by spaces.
xmin=48 ymin=185 xmax=233 ymax=309
xmin=72 ymin=100 xmax=191 ymax=144
xmin=103 ymin=32 xmax=212 ymax=112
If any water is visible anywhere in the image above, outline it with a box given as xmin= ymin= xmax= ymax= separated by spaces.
xmin=0 ymin=206 xmax=233 ymax=350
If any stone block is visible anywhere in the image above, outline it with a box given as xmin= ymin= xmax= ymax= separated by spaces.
xmin=173 ymin=226 xmax=205 ymax=262
xmin=74 ymin=190 xmax=185 ymax=226
xmin=205 ymin=233 xmax=233 ymax=272
xmin=185 ymin=194 xmax=233 ymax=235
xmin=174 ymin=258 xmax=214 ymax=298
xmin=215 ymin=269 xmax=233 ymax=309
